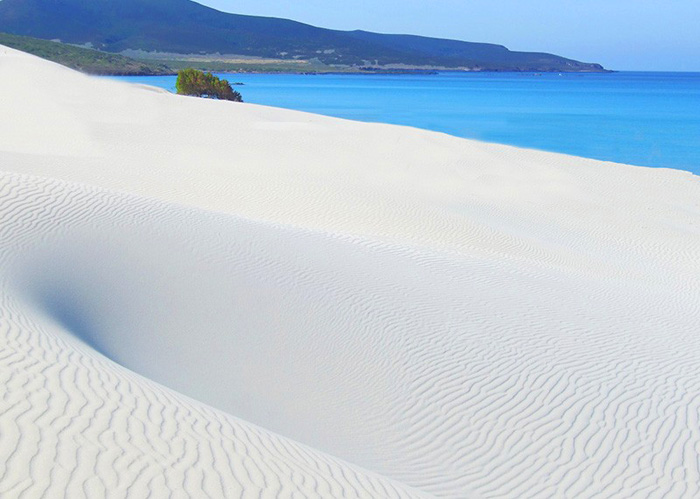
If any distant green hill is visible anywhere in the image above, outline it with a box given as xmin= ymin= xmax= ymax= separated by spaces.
xmin=0 ymin=0 xmax=608 ymax=72
xmin=0 ymin=32 xmax=173 ymax=75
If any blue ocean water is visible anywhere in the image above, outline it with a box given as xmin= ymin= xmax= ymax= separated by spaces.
xmin=112 ymin=72 xmax=700 ymax=174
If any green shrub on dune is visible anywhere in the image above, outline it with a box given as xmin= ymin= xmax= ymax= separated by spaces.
xmin=176 ymin=69 xmax=243 ymax=102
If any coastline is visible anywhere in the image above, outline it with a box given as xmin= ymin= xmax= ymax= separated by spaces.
xmin=108 ymin=70 xmax=699 ymax=174
xmin=96 ymin=65 xmax=615 ymax=76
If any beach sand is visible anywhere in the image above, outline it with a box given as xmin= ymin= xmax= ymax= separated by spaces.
xmin=1 ymin=45 xmax=699 ymax=497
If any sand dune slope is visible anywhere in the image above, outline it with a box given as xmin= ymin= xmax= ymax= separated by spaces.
xmin=0 ymin=171 xmax=426 ymax=498
xmin=1 ymin=46 xmax=700 ymax=498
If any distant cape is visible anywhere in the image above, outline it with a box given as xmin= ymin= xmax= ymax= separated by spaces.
xmin=0 ymin=0 xmax=609 ymax=72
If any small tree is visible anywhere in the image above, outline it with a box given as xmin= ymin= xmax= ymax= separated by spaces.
xmin=176 ymin=69 xmax=243 ymax=102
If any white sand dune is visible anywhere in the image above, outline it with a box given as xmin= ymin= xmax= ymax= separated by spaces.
xmin=1 ymin=45 xmax=699 ymax=498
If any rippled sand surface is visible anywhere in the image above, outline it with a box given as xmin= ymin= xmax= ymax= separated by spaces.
xmin=1 ymin=46 xmax=699 ymax=498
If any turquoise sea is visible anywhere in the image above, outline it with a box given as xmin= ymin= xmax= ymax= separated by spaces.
xmin=112 ymin=72 xmax=700 ymax=175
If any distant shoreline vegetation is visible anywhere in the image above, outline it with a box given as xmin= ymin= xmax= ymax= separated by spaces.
xmin=0 ymin=31 xmax=611 ymax=78
xmin=0 ymin=32 xmax=604 ymax=76
xmin=176 ymin=69 xmax=243 ymax=102
xmin=0 ymin=32 xmax=173 ymax=76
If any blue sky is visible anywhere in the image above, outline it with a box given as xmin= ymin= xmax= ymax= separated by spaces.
xmin=197 ymin=1 xmax=700 ymax=71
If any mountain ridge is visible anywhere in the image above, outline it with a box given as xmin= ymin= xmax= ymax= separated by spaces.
xmin=0 ymin=0 xmax=609 ymax=72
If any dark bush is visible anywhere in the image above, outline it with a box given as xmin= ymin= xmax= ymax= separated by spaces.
xmin=176 ymin=69 xmax=243 ymax=102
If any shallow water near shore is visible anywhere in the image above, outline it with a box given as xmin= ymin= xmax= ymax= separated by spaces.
xmin=112 ymin=71 xmax=700 ymax=174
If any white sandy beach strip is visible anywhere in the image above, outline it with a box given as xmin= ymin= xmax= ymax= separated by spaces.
xmin=1 ymin=45 xmax=700 ymax=498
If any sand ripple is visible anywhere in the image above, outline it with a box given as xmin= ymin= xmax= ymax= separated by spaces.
xmin=2 ymin=45 xmax=700 ymax=498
